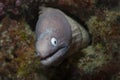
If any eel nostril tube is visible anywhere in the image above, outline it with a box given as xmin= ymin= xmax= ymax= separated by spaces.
xmin=35 ymin=52 xmax=41 ymax=57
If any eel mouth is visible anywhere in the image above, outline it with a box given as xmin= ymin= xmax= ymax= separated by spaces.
xmin=40 ymin=46 xmax=68 ymax=66
xmin=40 ymin=46 xmax=65 ymax=60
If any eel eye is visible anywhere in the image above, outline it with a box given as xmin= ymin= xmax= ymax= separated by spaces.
xmin=51 ymin=37 xmax=57 ymax=46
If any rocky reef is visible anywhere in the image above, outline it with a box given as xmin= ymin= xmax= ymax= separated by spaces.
xmin=0 ymin=0 xmax=120 ymax=80
xmin=0 ymin=17 xmax=41 ymax=80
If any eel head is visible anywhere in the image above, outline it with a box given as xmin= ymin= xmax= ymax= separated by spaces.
xmin=35 ymin=8 xmax=72 ymax=66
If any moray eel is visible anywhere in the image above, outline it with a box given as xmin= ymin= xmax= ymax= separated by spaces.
xmin=35 ymin=8 xmax=89 ymax=66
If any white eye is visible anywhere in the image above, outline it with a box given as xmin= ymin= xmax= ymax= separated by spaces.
xmin=51 ymin=37 xmax=57 ymax=46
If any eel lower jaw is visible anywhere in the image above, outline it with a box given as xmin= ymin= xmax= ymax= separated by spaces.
xmin=40 ymin=47 xmax=68 ymax=67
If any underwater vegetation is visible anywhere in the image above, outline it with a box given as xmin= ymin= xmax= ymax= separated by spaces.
xmin=0 ymin=17 xmax=38 ymax=80
xmin=0 ymin=0 xmax=120 ymax=80
xmin=79 ymin=10 xmax=120 ymax=80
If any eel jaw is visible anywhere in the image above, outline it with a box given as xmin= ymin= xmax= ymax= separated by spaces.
xmin=40 ymin=47 xmax=68 ymax=67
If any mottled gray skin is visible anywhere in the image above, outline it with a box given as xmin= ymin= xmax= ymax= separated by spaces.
xmin=35 ymin=8 xmax=72 ymax=66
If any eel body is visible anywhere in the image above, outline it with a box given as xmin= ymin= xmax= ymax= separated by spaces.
xmin=35 ymin=8 xmax=89 ymax=66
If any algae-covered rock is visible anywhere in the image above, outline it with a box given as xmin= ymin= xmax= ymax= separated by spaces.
xmin=76 ymin=10 xmax=120 ymax=80
xmin=0 ymin=17 xmax=46 ymax=80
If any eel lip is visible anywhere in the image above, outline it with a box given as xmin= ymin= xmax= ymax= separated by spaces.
xmin=40 ymin=46 xmax=68 ymax=66
xmin=41 ymin=46 xmax=66 ymax=60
